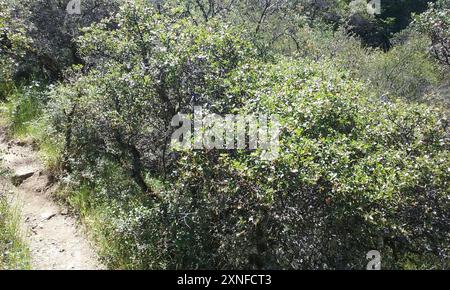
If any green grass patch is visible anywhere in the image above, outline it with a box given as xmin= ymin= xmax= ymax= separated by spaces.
xmin=0 ymin=168 xmax=31 ymax=270
xmin=3 ymin=86 xmax=43 ymax=137
xmin=53 ymin=159 xmax=171 ymax=269
xmin=0 ymin=84 xmax=63 ymax=173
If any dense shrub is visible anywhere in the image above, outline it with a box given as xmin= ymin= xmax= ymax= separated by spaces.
xmin=48 ymin=2 xmax=257 ymax=191
xmin=0 ymin=0 xmax=30 ymax=100
xmin=277 ymin=26 xmax=445 ymax=103
xmin=159 ymin=59 xmax=449 ymax=269
xmin=2 ymin=0 xmax=449 ymax=270
xmin=1 ymin=0 xmax=121 ymax=81
xmin=414 ymin=0 xmax=450 ymax=67
xmin=57 ymin=56 xmax=449 ymax=269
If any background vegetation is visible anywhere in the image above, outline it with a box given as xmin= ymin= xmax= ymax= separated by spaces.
xmin=0 ymin=0 xmax=449 ymax=269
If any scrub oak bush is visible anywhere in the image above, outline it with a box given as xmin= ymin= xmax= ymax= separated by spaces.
xmin=48 ymin=2 xmax=257 ymax=191
xmin=0 ymin=0 xmax=30 ymax=100
xmin=8 ymin=0 xmax=450 ymax=269
xmin=53 ymin=54 xmax=449 ymax=269
xmin=414 ymin=0 xmax=450 ymax=67
xmin=163 ymin=60 xmax=449 ymax=269
xmin=1 ymin=0 xmax=120 ymax=81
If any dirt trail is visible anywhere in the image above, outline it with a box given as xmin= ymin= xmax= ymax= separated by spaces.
xmin=0 ymin=127 xmax=104 ymax=270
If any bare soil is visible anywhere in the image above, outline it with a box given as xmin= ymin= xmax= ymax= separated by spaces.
xmin=0 ymin=127 xmax=104 ymax=270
